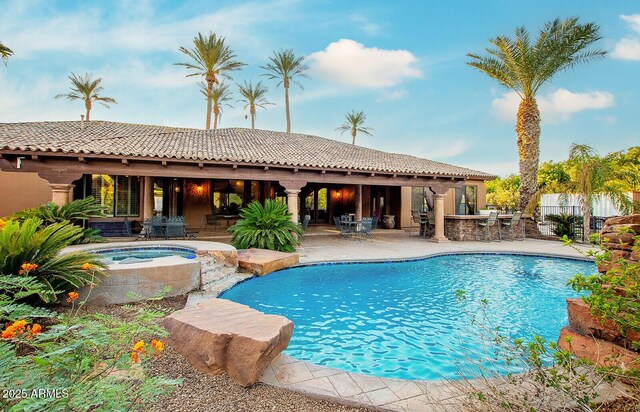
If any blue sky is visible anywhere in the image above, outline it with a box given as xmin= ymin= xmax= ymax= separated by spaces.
xmin=1 ymin=0 xmax=639 ymax=176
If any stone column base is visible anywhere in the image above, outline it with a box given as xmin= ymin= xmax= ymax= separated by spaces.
xmin=428 ymin=236 xmax=451 ymax=243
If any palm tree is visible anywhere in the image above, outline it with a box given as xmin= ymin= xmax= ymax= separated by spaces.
xmin=336 ymin=110 xmax=373 ymax=145
xmin=199 ymin=82 xmax=233 ymax=129
xmin=467 ymin=18 xmax=606 ymax=211
xmin=261 ymin=49 xmax=310 ymax=133
xmin=0 ymin=41 xmax=13 ymax=64
xmin=55 ymin=73 xmax=117 ymax=121
xmin=176 ymin=32 xmax=245 ymax=129
xmin=563 ymin=143 xmax=634 ymax=242
xmin=237 ymin=80 xmax=273 ymax=129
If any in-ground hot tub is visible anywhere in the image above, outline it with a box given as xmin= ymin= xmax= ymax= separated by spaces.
xmin=63 ymin=241 xmax=238 ymax=305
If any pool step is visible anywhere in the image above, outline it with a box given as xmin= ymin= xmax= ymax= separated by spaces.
xmin=186 ymin=272 xmax=254 ymax=308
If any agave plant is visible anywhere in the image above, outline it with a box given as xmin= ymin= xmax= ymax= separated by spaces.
xmin=0 ymin=218 xmax=106 ymax=302
xmin=12 ymin=197 xmax=106 ymax=243
xmin=228 ymin=200 xmax=303 ymax=252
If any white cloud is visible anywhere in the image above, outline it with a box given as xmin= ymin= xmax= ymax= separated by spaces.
xmin=396 ymin=137 xmax=469 ymax=161
xmin=348 ymin=14 xmax=382 ymax=36
xmin=621 ymin=14 xmax=640 ymax=33
xmin=461 ymin=161 xmax=519 ymax=177
xmin=308 ymin=39 xmax=422 ymax=89
xmin=612 ymin=14 xmax=640 ymax=60
xmin=491 ymin=88 xmax=614 ymax=123
xmin=612 ymin=38 xmax=640 ymax=60
xmin=376 ymin=89 xmax=408 ymax=102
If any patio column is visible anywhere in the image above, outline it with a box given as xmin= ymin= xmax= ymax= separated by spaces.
xmin=143 ymin=176 xmax=154 ymax=220
xmin=431 ymin=193 xmax=450 ymax=243
xmin=280 ymin=180 xmax=306 ymax=225
xmin=355 ymin=185 xmax=363 ymax=220
xmin=285 ymin=189 xmax=301 ymax=224
xmin=49 ymin=184 xmax=74 ymax=206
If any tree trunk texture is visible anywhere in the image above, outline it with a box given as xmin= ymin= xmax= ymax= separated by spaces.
xmin=516 ymin=97 xmax=541 ymax=211
xmin=85 ymin=99 xmax=91 ymax=122
xmin=213 ymin=105 xmax=219 ymax=129
xmin=284 ymin=78 xmax=291 ymax=133
xmin=250 ymin=105 xmax=255 ymax=129
xmin=582 ymin=197 xmax=592 ymax=243
xmin=352 ymin=130 xmax=356 ymax=145
xmin=205 ymin=79 xmax=214 ymax=130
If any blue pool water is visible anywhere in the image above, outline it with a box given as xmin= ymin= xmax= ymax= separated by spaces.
xmin=93 ymin=246 xmax=196 ymax=263
xmin=220 ymin=254 xmax=596 ymax=380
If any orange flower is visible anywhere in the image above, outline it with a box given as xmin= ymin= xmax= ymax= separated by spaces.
xmin=1 ymin=329 xmax=15 ymax=339
xmin=30 ymin=324 xmax=42 ymax=336
xmin=1 ymin=319 xmax=27 ymax=339
xmin=131 ymin=351 xmax=139 ymax=363
xmin=132 ymin=340 xmax=145 ymax=352
xmin=151 ymin=339 xmax=165 ymax=355
xmin=81 ymin=263 xmax=92 ymax=271
xmin=0 ymin=219 xmax=5 ymax=229
xmin=18 ymin=262 xmax=38 ymax=275
xmin=66 ymin=292 xmax=79 ymax=303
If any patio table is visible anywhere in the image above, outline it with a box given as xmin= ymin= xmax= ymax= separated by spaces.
xmin=217 ymin=214 xmax=240 ymax=227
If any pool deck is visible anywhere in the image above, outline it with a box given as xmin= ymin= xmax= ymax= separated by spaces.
xmin=257 ymin=235 xmax=626 ymax=411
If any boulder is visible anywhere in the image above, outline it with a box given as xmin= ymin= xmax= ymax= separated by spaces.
xmin=237 ymin=249 xmax=299 ymax=276
xmin=558 ymin=327 xmax=640 ymax=370
xmin=604 ymin=215 xmax=640 ymax=226
xmin=163 ymin=298 xmax=293 ymax=387
xmin=566 ymin=298 xmax=640 ymax=347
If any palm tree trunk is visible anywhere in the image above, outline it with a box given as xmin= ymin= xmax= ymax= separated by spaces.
xmin=85 ymin=99 xmax=91 ymax=122
xmin=205 ymin=79 xmax=214 ymax=129
xmin=213 ymin=105 xmax=219 ymax=130
xmin=285 ymin=82 xmax=291 ymax=133
xmin=516 ymin=97 xmax=540 ymax=211
xmin=251 ymin=105 xmax=255 ymax=129
xmin=352 ymin=130 xmax=356 ymax=145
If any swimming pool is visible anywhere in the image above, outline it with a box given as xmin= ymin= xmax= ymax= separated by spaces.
xmin=220 ymin=253 xmax=596 ymax=380
xmin=92 ymin=246 xmax=196 ymax=264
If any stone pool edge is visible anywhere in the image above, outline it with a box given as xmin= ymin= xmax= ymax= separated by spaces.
xmin=209 ymin=240 xmax=604 ymax=411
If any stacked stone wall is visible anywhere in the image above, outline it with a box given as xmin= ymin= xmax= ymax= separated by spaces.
xmin=558 ymin=215 xmax=640 ymax=368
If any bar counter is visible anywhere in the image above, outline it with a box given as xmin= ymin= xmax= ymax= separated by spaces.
xmin=444 ymin=214 xmax=527 ymax=241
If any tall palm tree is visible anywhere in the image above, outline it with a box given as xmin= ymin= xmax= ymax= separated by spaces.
xmin=176 ymin=32 xmax=245 ymax=129
xmin=467 ymin=18 xmax=606 ymax=211
xmin=237 ymin=80 xmax=273 ymax=129
xmin=563 ymin=143 xmax=634 ymax=242
xmin=261 ymin=49 xmax=310 ymax=133
xmin=55 ymin=73 xmax=117 ymax=121
xmin=199 ymin=82 xmax=233 ymax=129
xmin=0 ymin=41 xmax=13 ymax=64
xmin=336 ymin=110 xmax=373 ymax=145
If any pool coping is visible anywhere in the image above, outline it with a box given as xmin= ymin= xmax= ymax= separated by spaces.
xmin=230 ymin=243 xmax=599 ymax=411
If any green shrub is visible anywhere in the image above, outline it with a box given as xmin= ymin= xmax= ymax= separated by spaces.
xmin=545 ymin=213 xmax=583 ymax=239
xmin=0 ymin=218 xmax=106 ymax=302
xmin=11 ymin=197 xmax=106 ymax=244
xmin=0 ymin=301 xmax=179 ymax=411
xmin=228 ymin=200 xmax=303 ymax=252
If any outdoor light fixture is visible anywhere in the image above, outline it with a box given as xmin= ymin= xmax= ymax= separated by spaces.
xmin=16 ymin=157 xmax=25 ymax=169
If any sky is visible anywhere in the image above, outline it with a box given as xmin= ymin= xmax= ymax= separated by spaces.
xmin=1 ymin=0 xmax=639 ymax=177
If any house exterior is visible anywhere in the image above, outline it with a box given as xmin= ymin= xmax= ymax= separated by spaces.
xmin=0 ymin=121 xmax=494 ymax=241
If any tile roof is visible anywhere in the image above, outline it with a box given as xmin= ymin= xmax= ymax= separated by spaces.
xmin=0 ymin=121 xmax=494 ymax=178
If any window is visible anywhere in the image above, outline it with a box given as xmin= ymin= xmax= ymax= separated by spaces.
xmin=455 ymin=186 xmax=478 ymax=215
xmin=411 ymin=187 xmax=433 ymax=212
xmin=90 ymin=174 xmax=140 ymax=217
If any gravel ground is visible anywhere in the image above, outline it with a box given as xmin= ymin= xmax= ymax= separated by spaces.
xmin=93 ymin=296 xmax=369 ymax=412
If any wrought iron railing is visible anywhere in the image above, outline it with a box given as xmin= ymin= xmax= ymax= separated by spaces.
xmin=538 ymin=206 xmax=609 ymax=242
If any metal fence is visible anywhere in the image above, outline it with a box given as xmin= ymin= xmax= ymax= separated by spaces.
xmin=538 ymin=206 xmax=609 ymax=241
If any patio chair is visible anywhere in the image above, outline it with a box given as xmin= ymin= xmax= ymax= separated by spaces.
xmin=165 ymin=222 xmax=187 ymax=239
xmin=421 ymin=211 xmax=436 ymax=238
xmin=475 ymin=211 xmax=501 ymax=242
xmin=359 ymin=217 xmax=374 ymax=239
xmin=300 ymin=215 xmax=311 ymax=239
xmin=411 ymin=210 xmax=423 ymax=236
xmin=204 ymin=214 xmax=219 ymax=230
xmin=500 ymin=211 xmax=524 ymax=241
xmin=333 ymin=216 xmax=353 ymax=238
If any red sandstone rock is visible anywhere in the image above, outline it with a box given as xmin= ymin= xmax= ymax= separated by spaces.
xmin=601 ymin=242 xmax=634 ymax=251
xmin=604 ymin=215 xmax=640 ymax=226
xmin=600 ymin=232 xmax=637 ymax=247
xmin=237 ymin=249 xmax=299 ymax=276
xmin=558 ymin=327 xmax=640 ymax=370
xmin=600 ymin=224 xmax=640 ymax=236
xmin=163 ymin=298 xmax=293 ymax=387
xmin=566 ymin=298 xmax=640 ymax=346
